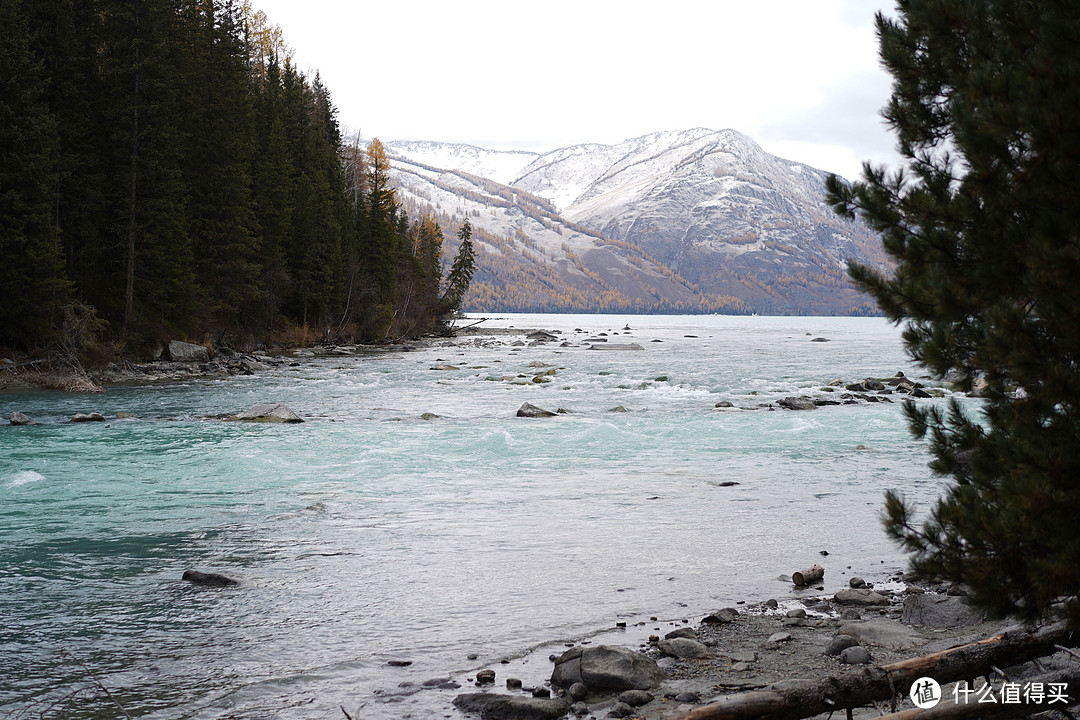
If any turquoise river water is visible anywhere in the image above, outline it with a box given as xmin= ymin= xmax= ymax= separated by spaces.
xmin=0 ymin=314 xmax=961 ymax=719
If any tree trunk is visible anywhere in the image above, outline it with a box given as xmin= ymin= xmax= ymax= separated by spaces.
xmin=673 ymin=622 xmax=1077 ymax=720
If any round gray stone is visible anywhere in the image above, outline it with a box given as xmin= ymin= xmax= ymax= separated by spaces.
xmin=840 ymin=646 xmax=873 ymax=664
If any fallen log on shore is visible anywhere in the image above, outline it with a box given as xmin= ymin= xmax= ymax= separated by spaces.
xmin=674 ymin=622 xmax=1078 ymax=720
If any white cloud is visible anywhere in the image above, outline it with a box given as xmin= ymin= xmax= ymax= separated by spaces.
xmin=252 ymin=0 xmax=904 ymax=180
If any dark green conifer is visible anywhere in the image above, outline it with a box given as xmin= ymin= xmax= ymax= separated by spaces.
xmin=440 ymin=220 xmax=477 ymax=317
xmin=827 ymin=0 xmax=1080 ymax=625
xmin=184 ymin=0 xmax=259 ymax=329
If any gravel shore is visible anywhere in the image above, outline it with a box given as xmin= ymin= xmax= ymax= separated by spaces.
xmin=440 ymin=575 xmax=1076 ymax=720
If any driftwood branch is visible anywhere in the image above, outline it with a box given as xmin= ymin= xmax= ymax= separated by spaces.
xmin=445 ymin=317 xmax=488 ymax=335
xmin=674 ymin=622 xmax=1077 ymax=720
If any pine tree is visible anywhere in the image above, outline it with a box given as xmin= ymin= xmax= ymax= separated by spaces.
xmin=440 ymin=220 xmax=476 ymax=317
xmin=826 ymin=0 xmax=1080 ymax=625
xmin=360 ymin=138 xmax=401 ymax=307
xmin=184 ymin=0 xmax=259 ymax=329
xmin=413 ymin=213 xmax=444 ymax=321
xmin=249 ymin=52 xmax=294 ymax=328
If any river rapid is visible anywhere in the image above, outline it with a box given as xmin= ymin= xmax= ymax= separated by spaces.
xmin=0 ymin=314 xmax=957 ymax=719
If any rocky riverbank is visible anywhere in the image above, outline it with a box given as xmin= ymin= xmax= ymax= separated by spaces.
xmin=2 ymin=323 xmax=960 ymax=402
xmin=438 ymin=576 xmax=1075 ymax=720
xmin=5 ymin=323 xmax=971 ymax=429
xmin=0 ymin=339 xmax=425 ymax=392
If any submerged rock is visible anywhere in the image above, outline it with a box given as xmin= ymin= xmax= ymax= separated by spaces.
xmin=588 ymin=343 xmax=643 ymax=351
xmin=225 ymin=403 xmax=303 ymax=423
xmin=182 ymin=570 xmax=239 ymax=587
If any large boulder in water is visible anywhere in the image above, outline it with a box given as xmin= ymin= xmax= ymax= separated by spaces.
xmin=778 ymin=396 xmax=817 ymax=410
xmin=168 ymin=340 xmax=210 ymax=363
xmin=517 ymin=402 xmax=556 ymax=418
xmin=453 ymin=693 xmax=570 ymax=720
xmin=71 ymin=412 xmax=106 ymax=423
xmin=551 ymin=645 xmax=666 ymax=692
xmin=10 ymin=411 xmax=37 ymax=426
xmin=225 ymin=403 xmax=304 ymax=423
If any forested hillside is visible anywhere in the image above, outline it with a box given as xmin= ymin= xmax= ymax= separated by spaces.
xmin=0 ymin=0 xmax=471 ymax=357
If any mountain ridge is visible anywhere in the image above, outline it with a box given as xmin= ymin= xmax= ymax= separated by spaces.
xmin=385 ymin=128 xmax=885 ymax=315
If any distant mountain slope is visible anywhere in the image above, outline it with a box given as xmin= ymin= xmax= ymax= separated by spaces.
xmin=386 ymin=150 xmax=744 ymax=314
xmin=514 ymin=128 xmax=888 ymax=315
xmin=385 ymin=129 xmax=887 ymax=315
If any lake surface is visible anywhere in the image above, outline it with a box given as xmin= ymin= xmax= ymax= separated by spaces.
xmin=0 ymin=314 xmax=959 ymax=719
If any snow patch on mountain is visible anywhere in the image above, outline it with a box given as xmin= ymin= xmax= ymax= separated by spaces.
xmin=386 ymin=140 xmax=537 ymax=186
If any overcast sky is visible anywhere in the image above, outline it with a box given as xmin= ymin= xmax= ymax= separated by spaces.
xmin=250 ymin=0 xmax=902 ymax=181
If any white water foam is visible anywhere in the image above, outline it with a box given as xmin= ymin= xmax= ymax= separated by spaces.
xmin=6 ymin=470 xmax=45 ymax=487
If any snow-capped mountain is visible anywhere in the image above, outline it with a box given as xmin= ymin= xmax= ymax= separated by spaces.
xmin=386 ymin=147 xmax=707 ymax=312
xmin=384 ymin=129 xmax=887 ymax=314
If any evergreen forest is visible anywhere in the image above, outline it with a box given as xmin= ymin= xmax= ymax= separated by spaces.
xmin=0 ymin=0 xmax=474 ymax=359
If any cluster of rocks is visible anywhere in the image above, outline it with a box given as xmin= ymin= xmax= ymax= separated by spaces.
xmin=91 ymin=348 xmax=293 ymax=386
xmin=8 ymin=410 xmax=109 ymax=425
xmin=762 ymin=372 xmax=948 ymax=412
xmin=516 ymin=402 xmax=630 ymax=418
xmin=7 ymin=402 xmax=306 ymax=426
xmin=72 ymin=336 xmax=433 ymax=388
xmin=222 ymin=403 xmax=304 ymax=424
